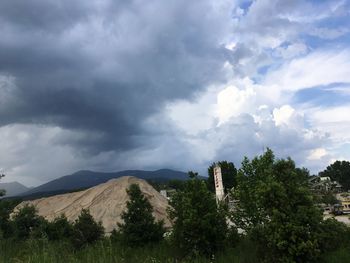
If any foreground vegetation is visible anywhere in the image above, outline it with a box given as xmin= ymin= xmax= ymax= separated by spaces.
xmin=1 ymin=149 xmax=350 ymax=262
xmin=0 ymin=238 xmax=350 ymax=263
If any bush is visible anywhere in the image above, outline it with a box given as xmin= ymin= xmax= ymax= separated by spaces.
xmin=0 ymin=199 xmax=19 ymax=239
xmin=12 ymin=205 xmax=46 ymax=240
xmin=71 ymin=209 xmax=104 ymax=249
xmin=118 ymin=183 xmax=165 ymax=246
xmin=226 ymin=226 xmax=240 ymax=247
xmin=46 ymin=214 xmax=74 ymax=241
xmin=317 ymin=218 xmax=350 ymax=252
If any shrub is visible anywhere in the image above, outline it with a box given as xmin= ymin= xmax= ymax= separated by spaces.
xmin=317 ymin=218 xmax=350 ymax=252
xmin=12 ymin=204 xmax=45 ymax=240
xmin=71 ymin=209 xmax=104 ymax=249
xmin=0 ymin=199 xmax=19 ymax=238
xmin=46 ymin=214 xmax=74 ymax=241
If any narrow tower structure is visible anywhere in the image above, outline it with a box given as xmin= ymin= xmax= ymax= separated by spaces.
xmin=213 ymin=164 xmax=224 ymax=203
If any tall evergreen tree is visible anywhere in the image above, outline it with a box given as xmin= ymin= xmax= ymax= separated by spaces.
xmin=71 ymin=209 xmax=104 ymax=249
xmin=168 ymin=171 xmax=227 ymax=257
xmin=118 ymin=183 xmax=165 ymax=246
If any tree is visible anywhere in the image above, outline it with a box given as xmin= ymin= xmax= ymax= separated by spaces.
xmin=0 ymin=174 xmax=15 ymax=239
xmin=46 ymin=214 xmax=73 ymax=241
xmin=316 ymin=218 xmax=350 ymax=252
xmin=12 ymin=204 xmax=45 ymax=239
xmin=71 ymin=209 xmax=104 ymax=249
xmin=168 ymin=171 xmax=227 ymax=257
xmin=319 ymin=160 xmax=350 ymax=191
xmin=232 ymin=149 xmax=323 ymax=262
xmin=118 ymin=183 xmax=165 ymax=246
xmin=207 ymin=161 xmax=237 ymax=193
xmin=0 ymin=199 xmax=19 ymax=238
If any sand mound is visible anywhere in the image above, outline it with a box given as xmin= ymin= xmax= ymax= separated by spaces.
xmin=13 ymin=176 xmax=171 ymax=233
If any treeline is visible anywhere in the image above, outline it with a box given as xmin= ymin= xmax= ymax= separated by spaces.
xmin=0 ymin=203 xmax=104 ymax=249
xmin=1 ymin=149 xmax=350 ymax=262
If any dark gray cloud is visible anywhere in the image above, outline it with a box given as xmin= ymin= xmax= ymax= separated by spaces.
xmin=0 ymin=0 xmax=234 ymax=153
xmin=1 ymin=0 xmax=347 ymax=186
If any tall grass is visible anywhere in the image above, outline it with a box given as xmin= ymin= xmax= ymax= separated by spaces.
xmin=0 ymin=238 xmax=348 ymax=263
xmin=0 ymin=238 xmax=259 ymax=263
xmin=322 ymin=248 xmax=350 ymax=263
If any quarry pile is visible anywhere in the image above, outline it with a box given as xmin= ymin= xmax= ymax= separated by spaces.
xmin=13 ymin=176 xmax=171 ymax=233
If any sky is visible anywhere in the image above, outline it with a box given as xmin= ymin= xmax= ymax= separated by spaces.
xmin=0 ymin=0 xmax=350 ymax=186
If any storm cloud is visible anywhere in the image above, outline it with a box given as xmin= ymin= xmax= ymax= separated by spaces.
xmin=1 ymin=0 xmax=350 ymax=185
xmin=0 ymin=0 xmax=233 ymax=152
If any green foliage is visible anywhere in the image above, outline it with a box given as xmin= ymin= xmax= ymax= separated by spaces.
xmin=233 ymin=149 xmax=323 ymax=262
xmin=1 ymin=236 xmax=350 ymax=263
xmin=319 ymin=160 xmax=350 ymax=191
xmin=316 ymin=218 xmax=350 ymax=252
xmin=0 ymin=199 xmax=20 ymax=238
xmin=322 ymin=247 xmax=350 ymax=263
xmin=226 ymin=226 xmax=241 ymax=247
xmin=118 ymin=183 xmax=165 ymax=246
xmin=71 ymin=209 xmax=104 ymax=249
xmin=207 ymin=161 xmax=237 ymax=192
xmin=321 ymin=191 xmax=338 ymax=205
xmin=168 ymin=171 xmax=227 ymax=257
xmin=46 ymin=214 xmax=74 ymax=241
xmin=0 ymin=237 xmax=259 ymax=263
xmin=12 ymin=204 xmax=45 ymax=240
xmin=146 ymin=179 xmax=186 ymax=192
xmin=167 ymin=179 xmax=186 ymax=191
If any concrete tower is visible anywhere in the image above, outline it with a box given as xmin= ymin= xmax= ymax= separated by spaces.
xmin=213 ymin=164 xmax=224 ymax=203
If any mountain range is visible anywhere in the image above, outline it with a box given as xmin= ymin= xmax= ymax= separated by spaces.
xmin=0 ymin=182 xmax=30 ymax=197
xmin=17 ymin=169 xmax=189 ymax=199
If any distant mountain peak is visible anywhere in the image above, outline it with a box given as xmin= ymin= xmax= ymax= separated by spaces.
xmin=0 ymin=181 xmax=29 ymax=197
xmin=18 ymin=169 xmax=189 ymax=199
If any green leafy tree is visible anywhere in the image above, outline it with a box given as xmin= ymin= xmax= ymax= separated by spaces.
xmin=207 ymin=161 xmax=237 ymax=193
xmin=12 ymin=204 xmax=45 ymax=239
xmin=118 ymin=183 xmax=165 ymax=246
xmin=167 ymin=179 xmax=186 ymax=191
xmin=0 ymin=199 xmax=19 ymax=238
xmin=168 ymin=171 xmax=227 ymax=257
xmin=319 ymin=160 xmax=350 ymax=191
xmin=71 ymin=209 xmax=104 ymax=249
xmin=321 ymin=191 xmax=338 ymax=206
xmin=46 ymin=214 xmax=73 ymax=241
xmin=0 ymin=173 xmax=20 ymax=239
xmin=233 ymin=149 xmax=323 ymax=262
xmin=316 ymin=218 xmax=350 ymax=252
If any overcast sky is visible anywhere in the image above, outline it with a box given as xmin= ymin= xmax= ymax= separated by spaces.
xmin=0 ymin=0 xmax=350 ymax=186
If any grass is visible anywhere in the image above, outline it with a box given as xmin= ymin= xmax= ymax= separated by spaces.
xmin=322 ymin=248 xmax=350 ymax=263
xmin=0 ymin=238 xmax=348 ymax=263
xmin=0 ymin=238 xmax=260 ymax=263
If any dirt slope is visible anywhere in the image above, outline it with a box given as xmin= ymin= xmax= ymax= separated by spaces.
xmin=13 ymin=176 xmax=171 ymax=233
